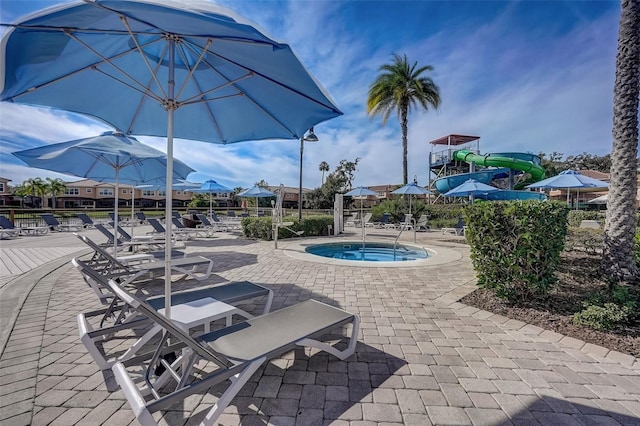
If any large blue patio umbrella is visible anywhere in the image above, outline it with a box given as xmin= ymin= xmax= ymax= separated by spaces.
xmin=526 ymin=169 xmax=608 ymax=205
xmin=133 ymin=179 xmax=201 ymax=234
xmin=12 ymin=131 xmax=195 ymax=253
xmin=0 ymin=0 xmax=343 ymax=318
xmin=192 ymin=179 xmax=232 ymax=218
xmin=391 ymin=182 xmax=433 ymax=215
xmin=444 ymin=179 xmax=500 ymax=198
xmin=238 ymin=185 xmax=276 ymax=216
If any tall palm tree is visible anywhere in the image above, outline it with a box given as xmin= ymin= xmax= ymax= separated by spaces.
xmin=604 ymin=0 xmax=640 ymax=282
xmin=46 ymin=177 xmax=67 ymax=209
xmin=319 ymin=161 xmax=330 ymax=185
xmin=367 ymin=53 xmax=441 ymax=184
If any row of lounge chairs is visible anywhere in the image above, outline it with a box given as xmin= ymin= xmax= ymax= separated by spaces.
xmin=71 ymin=234 xmax=360 ymax=425
xmin=346 ymin=213 xmax=431 ymax=231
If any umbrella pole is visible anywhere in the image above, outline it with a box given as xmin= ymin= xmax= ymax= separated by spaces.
xmin=164 ymin=41 xmax=175 ymax=320
xmin=130 ymin=186 xmax=135 ymax=237
xmin=209 ymin=193 xmax=212 ymax=219
xmin=113 ymin=168 xmax=119 ymax=255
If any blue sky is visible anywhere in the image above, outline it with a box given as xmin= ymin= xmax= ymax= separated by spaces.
xmin=0 ymin=0 xmax=620 ymax=190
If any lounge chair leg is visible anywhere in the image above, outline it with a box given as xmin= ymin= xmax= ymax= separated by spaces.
xmin=201 ymin=357 xmax=266 ymax=426
xmin=296 ymin=315 xmax=360 ymax=361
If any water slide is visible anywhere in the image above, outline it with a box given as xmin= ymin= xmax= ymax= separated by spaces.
xmin=433 ymin=150 xmax=547 ymax=200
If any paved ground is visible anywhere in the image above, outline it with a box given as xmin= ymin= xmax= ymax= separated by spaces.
xmin=0 ymin=226 xmax=639 ymax=426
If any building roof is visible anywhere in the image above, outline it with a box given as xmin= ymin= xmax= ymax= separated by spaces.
xmin=429 ymin=134 xmax=480 ymax=146
xmin=577 ymin=170 xmax=610 ymax=181
xmin=0 ymin=177 xmax=12 ymax=183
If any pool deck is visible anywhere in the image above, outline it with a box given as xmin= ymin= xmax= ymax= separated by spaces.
xmin=0 ymin=226 xmax=639 ymax=426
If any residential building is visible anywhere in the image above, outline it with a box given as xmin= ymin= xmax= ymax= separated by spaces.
xmin=0 ymin=177 xmax=11 ymax=206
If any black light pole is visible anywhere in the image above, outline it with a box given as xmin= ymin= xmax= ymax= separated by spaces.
xmin=298 ymin=128 xmax=318 ymax=220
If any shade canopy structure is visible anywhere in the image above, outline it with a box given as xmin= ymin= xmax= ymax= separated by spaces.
xmin=391 ymin=183 xmax=432 ymax=214
xmin=444 ymin=179 xmax=500 ymax=198
xmin=12 ymin=131 xmax=194 ymax=252
xmin=192 ymin=179 xmax=232 ymax=218
xmin=526 ymin=170 xmax=609 ymax=205
xmin=237 ymin=185 xmax=276 ymax=216
xmin=1 ymin=0 xmax=342 ymax=318
xmin=345 ymin=186 xmax=377 ymax=242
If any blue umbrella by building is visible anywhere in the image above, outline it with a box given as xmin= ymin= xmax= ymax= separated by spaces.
xmin=444 ymin=179 xmax=500 ymax=200
xmin=391 ymin=182 xmax=432 ymax=214
xmin=1 ymin=0 xmax=343 ymax=319
xmin=192 ymin=179 xmax=232 ymax=218
xmin=12 ymin=131 xmax=194 ymax=253
xmin=238 ymin=185 xmax=276 ymax=216
xmin=526 ymin=169 xmax=608 ymax=205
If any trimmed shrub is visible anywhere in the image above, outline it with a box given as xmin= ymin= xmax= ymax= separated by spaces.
xmin=573 ymin=303 xmax=632 ymax=331
xmin=464 ymin=200 xmax=569 ymax=301
xmin=241 ymin=216 xmax=334 ymax=240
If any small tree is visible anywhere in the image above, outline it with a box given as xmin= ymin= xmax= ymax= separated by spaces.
xmin=46 ymin=177 xmax=66 ymax=209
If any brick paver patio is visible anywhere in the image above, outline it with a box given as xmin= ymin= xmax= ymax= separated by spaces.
xmin=0 ymin=228 xmax=638 ymax=425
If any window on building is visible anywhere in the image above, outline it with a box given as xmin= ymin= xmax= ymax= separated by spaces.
xmin=86 ymin=188 xmax=92 ymax=193
xmin=157 ymin=191 xmax=166 ymax=197
xmin=65 ymin=188 xmax=79 ymax=195
xmin=142 ymin=190 xmax=155 ymax=197
xmin=0 ymin=183 xmax=5 ymax=192
xmin=122 ymin=189 xmax=128 ymax=194
xmin=99 ymin=188 xmax=114 ymax=196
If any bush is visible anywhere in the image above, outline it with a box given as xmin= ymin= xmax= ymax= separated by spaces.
xmin=464 ymin=200 xmax=569 ymax=301
xmin=573 ymin=285 xmax=638 ymax=331
xmin=241 ymin=216 xmax=334 ymax=240
xmin=573 ymin=303 xmax=633 ymax=331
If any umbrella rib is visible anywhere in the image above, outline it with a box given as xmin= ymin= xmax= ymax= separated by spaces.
xmin=179 ymin=74 xmax=251 ymax=105
xmin=127 ymin=48 xmax=169 ymax=135
xmin=174 ymin=38 xmax=213 ymax=101
xmin=120 ymin=16 xmax=168 ymax=100
xmin=65 ymin=30 xmax=165 ymax=104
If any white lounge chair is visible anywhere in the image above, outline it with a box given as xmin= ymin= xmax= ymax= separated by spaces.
xmin=73 ymin=258 xmax=273 ymax=370
xmin=109 ymin=277 xmax=359 ymax=426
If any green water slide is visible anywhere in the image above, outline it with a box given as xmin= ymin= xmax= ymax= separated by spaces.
xmin=453 ymin=150 xmax=546 ymax=181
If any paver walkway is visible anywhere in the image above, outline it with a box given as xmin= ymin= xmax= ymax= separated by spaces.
xmin=0 ymin=228 xmax=638 ymax=425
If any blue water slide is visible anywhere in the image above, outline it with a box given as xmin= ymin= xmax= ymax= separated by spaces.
xmin=433 ymin=169 xmax=511 ymax=193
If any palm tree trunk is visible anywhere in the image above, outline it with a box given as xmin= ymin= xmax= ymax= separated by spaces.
xmin=401 ymin=104 xmax=409 ymax=185
xmin=603 ymin=0 xmax=639 ymax=282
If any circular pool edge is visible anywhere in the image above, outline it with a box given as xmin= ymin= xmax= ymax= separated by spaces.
xmin=281 ymin=237 xmax=463 ymax=268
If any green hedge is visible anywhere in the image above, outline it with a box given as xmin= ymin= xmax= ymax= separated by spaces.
xmin=241 ymin=216 xmax=334 ymax=240
xmin=567 ymin=210 xmax=603 ymax=227
xmin=464 ymin=200 xmax=569 ymax=301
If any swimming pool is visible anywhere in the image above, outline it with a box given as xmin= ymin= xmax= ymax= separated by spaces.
xmin=305 ymin=242 xmax=429 ymax=262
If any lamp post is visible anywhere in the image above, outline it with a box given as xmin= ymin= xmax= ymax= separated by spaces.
xmin=298 ymin=128 xmax=318 ymax=220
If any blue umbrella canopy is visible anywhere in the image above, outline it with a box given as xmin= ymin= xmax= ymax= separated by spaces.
xmin=345 ymin=186 xmax=378 ymax=197
xmin=192 ymin=179 xmax=232 ymax=218
xmin=12 ymin=131 xmax=194 ymax=252
xmin=392 ymin=183 xmax=432 ymax=214
xmin=238 ymin=185 xmax=276 ymax=198
xmin=238 ymin=185 xmax=276 ymax=215
xmin=444 ymin=179 xmax=500 ymax=197
xmin=526 ymin=170 xmax=609 ymax=189
xmin=1 ymin=0 xmax=342 ymax=319
xmin=391 ymin=182 xmax=433 ymax=195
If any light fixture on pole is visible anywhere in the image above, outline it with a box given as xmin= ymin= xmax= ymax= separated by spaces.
xmin=298 ymin=127 xmax=319 ymax=220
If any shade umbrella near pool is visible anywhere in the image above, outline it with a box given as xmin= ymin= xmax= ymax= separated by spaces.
xmin=192 ymin=179 xmax=232 ymax=218
xmin=391 ymin=182 xmax=432 ymax=215
xmin=345 ymin=186 xmax=377 ymax=242
xmin=238 ymin=185 xmax=276 ymax=216
xmin=12 ymin=131 xmax=194 ymax=253
xmin=1 ymin=0 xmax=343 ymax=318
xmin=444 ymin=179 xmax=500 ymax=199
xmin=526 ymin=170 xmax=609 ymax=206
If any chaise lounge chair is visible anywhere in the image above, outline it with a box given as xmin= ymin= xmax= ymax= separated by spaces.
xmin=397 ymin=213 xmax=414 ymax=230
xmin=147 ymin=218 xmax=194 ymax=241
xmin=195 ymin=214 xmax=227 ymax=233
xmin=73 ymin=258 xmax=273 ymax=370
xmin=415 ymin=214 xmax=430 ymax=231
xmin=76 ymin=234 xmax=213 ymax=284
xmin=1 ymin=215 xmax=50 ymax=236
xmin=442 ymin=217 xmax=466 ymax=236
xmin=41 ymin=213 xmax=83 ymax=232
xmin=109 ymin=277 xmax=359 ymax=426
